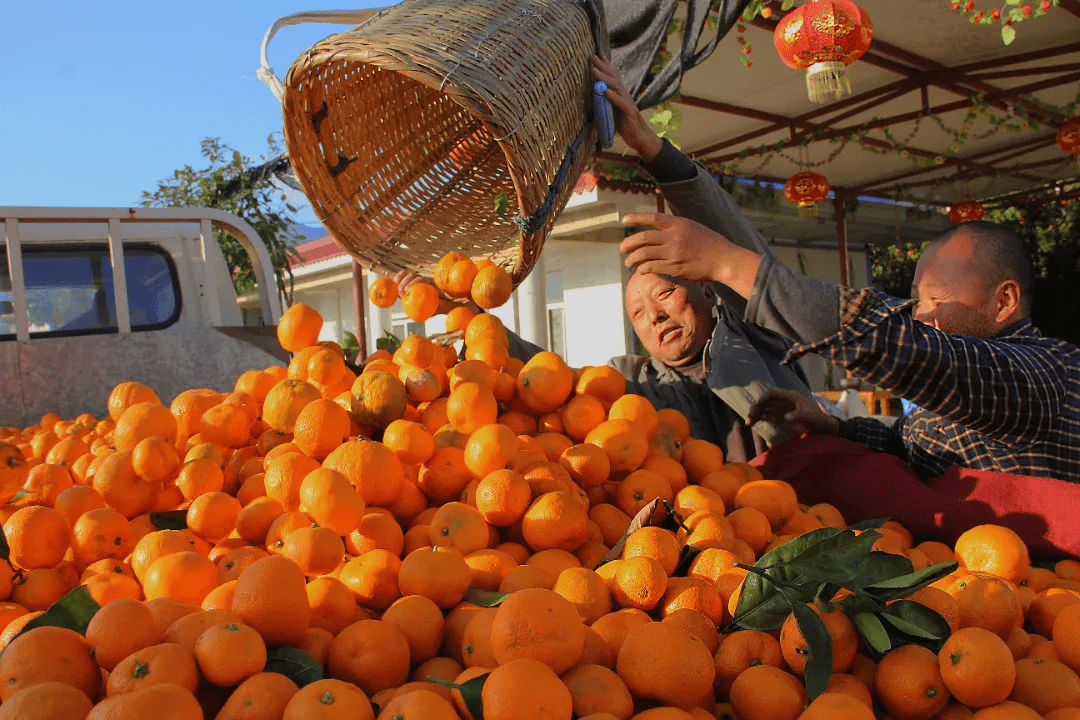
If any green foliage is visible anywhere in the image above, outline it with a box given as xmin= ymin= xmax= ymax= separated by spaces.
xmin=264 ymin=647 xmax=324 ymax=688
xmin=376 ymin=330 xmax=402 ymax=355
xmin=18 ymin=586 xmax=101 ymax=638
xmin=141 ymin=136 xmax=302 ymax=304
xmin=733 ymin=522 xmax=957 ymax=700
xmin=869 ymin=240 xmax=930 ymax=299
xmin=341 ymin=331 xmax=361 ymax=365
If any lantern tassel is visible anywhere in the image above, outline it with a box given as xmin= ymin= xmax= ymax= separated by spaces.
xmin=806 ymin=61 xmax=851 ymax=104
xmin=797 ymin=203 xmax=820 ymax=219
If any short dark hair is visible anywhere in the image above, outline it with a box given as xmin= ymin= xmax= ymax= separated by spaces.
xmin=934 ymin=220 xmax=1036 ymax=311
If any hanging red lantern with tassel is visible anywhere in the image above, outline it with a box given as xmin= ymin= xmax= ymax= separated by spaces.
xmin=774 ymin=0 xmax=874 ymax=104
xmin=784 ymin=170 xmax=831 ymax=217
xmin=1057 ymin=117 xmax=1080 ymax=169
xmin=949 ymin=199 xmax=986 ymax=224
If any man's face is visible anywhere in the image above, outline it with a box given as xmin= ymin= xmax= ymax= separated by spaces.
xmin=912 ymin=230 xmax=1002 ymax=338
xmin=625 ymin=272 xmax=713 ymax=366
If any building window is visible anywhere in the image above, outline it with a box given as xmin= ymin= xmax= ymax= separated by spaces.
xmin=1 ymin=243 xmax=181 ymax=339
xmin=546 ymin=271 xmax=566 ymax=358
xmin=390 ymin=315 xmax=425 ymax=340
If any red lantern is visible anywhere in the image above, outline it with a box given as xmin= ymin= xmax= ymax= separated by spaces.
xmin=949 ymin=200 xmax=986 ymax=224
xmin=784 ymin=170 xmax=831 ymax=217
xmin=573 ymin=170 xmax=598 ymax=195
xmin=773 ymin=0 xmax=874 ymax=104
xmin=1057 ymin=117 xmax=1080 ymax=169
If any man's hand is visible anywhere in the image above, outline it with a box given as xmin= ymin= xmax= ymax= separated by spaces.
xmin=620 ymin=212 xmax=762 ymax=298
xmin=392 ymin=270 xmax=477 ymax=317
xmin=592 ymin=54 xmax=663 ymax=161
xmin=748 ymin=388 xmax=841 ymax=437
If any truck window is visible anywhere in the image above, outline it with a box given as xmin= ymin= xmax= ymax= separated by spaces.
xmin=0 ymin=243 xmax=181 ymax=339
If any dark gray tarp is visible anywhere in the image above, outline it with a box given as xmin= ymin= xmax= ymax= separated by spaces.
xmin=603 ymin=0 xmax=754 ymax=109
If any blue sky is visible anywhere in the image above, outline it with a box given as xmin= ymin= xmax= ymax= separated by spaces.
xmin=2 ymin=1 xmax=384 ymax=226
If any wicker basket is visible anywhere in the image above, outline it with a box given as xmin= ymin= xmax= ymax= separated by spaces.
xmin=274 ymin=0 xmax=600 ymax=285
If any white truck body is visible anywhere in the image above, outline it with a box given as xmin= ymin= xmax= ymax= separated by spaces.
xmin=1 ymin=207 xmax=288 ymax=427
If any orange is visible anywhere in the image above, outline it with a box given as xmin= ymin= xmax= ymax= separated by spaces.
xmin=20 ymin=462 xmax=73 ymax=506
xmin=875 ymin=644 xmax=952 ymax=720
xmin=351 ymin=371 xmax=408 ymax=432
xmin=1054 ymin=602 xmax=1080 ymax=673
xmin=327 ymin=619 xmax=411 ymax=697
xmin=263 ymin=379 xmax=323 ymax=434
xmin=90 ymin=683 xmax=203 ymax=719
xmin=378 ymin=688 xmax=459 ymax=720
xmin=482 ymin=657 xmax=574 ymax=720
xmin=465 ymin=336 xmax=511 ymax=372
xmin=679 ymin=439 xmax=724 ymax=483
xmin=1008 ymin=657 xmax=1080 ymax=715
xmin=4 ymin=505 xmax=71 ymax=570
xmin=460 ymin=607 xmax=499 ymax=668
xmin=607 ymin=394 xmax=659 ymax=440
xmin=114 ymin=401 xmax=178 ymax=453
xmin=368 ymin=276 xmax=398 ymax=308
xmin=401 ymin=282 xmax=440 ymax=322
xmin=132 ymin=436 xmax=181 ymax=484
xmin=522 ymin=490 xmax=590 ymax=553
xmin=71 ymin=506 xmax=132 ymax=568
xmin=199 ymin=402 xmax=252 ymax=449
xmin=235 ymin=370 xmax=277 ymax=407
xmin=194 ymin=622 xmax=267 ymax=687
xmin=799 ymin=692 xmax=875 ymax=720
xmin=954 ymin=525 xmax=1031 ymax=585
xmin=264 ymin=451 xmax=321 ymax=512
xmin=428 ymin=501 xmax=489 ymax=555
xmin=561 ymin=394 xmax=608 ymax=442
xmin=186 ymin=491 xmax=242 ymax=543
xmin=382 ymin=594 xmax=446 ymax=663
xmin=299 ymin=467 xmax=366 ymax=537
xmin=346 ymin=511 xmax=405 ymax=557
xmin=491 ymin=587 xmax=586 ymax=673
xmin=947 ymin=574 xmax=1022 ymax=639
xmin=293 ymin=399 xmax=351 ymax=461
xmin=560 ymin=444 xmax=611 ymax=489
xmin=446 ymin=382 xmax=499 ymax=435
xmin=659 ymin=577 xmax=725 ymax=625
xmin=612 ymin=556 xmax=668 ymax=612
xmin=216 ymin=672 xmax=300 ymax=720
xmin=500 ymin=564 xmax=555 ymax=593
xmin=576 ymin=366 xmax=627 ymax=407
xmin=516 ymin=352 xmax=575 ymax=415
xmin=733 ymin=479 xmax=799 ymax=531
xmin=938 ymin=627 xmax=1016 ymax=708
xmin=235 ymin=497 xmax=285 ymax=546
xmin=729 ymin=664 xmax=809 ymax=720
xmin=586 ymin=420 xmax=649 ymax=478
xmin=552 ymin=567 xmax=613 ymax=625
xmin=0 ymin=625 xmax=100 ymax=701
xmin=283 ymin=525 xmax=346 ymax=577
xmin=398 ymin=546 xmax=472 ymax=609
xmin=464 ymin=548 xmax=517 ymax=590
xmin=464 ymin=423 xmax=519 ymax=479
xmin=561 ymin=664 xmax=634 ymax=720
xmin=622 ymin=526 xmax=681 ymax=576
xmin=323 ymin=438 xmax=404 ymax=507
xmin=713 ymin=629 xmax=784 ymax=696
xmin=277 ymin=302 xmax=323 ymax=352
xmin=108 ymin=381 xmax=161 ymax=422
xmin=231 ymin=555 xmax=311 ymax=647
xmin=305 ymin=576 xmax=356 ymax=636
xmin=282 ymin=678 xmax=375 ymax=720
xmin=471 ymin=264 xmax=513 ymax=310
xmin=616 ymin=621 xmax=714 ymax=710
xmin=0 ymin=681 xmax=94 ymax=720
xmin=614 ymin=468 xmax=672 ymax=517
xmin=338 ymin=549 xmax=402 ymax=610
xmin=446 ymin=304 xmax=477 ymax=333
xmin=383 ymin=420 xmax=436 ymax=466
xmin=475 ymin=469 xmax=531 ymax=527
xmin=780 ymin=603 xmax=859 ymax=675
xmin=1028 ymin=587 xmax=1080 ymax=638
xmin=143 ymin=551 xmax=219 ymax=605
xmin=83 ymin=595 xmax=159 ymax=669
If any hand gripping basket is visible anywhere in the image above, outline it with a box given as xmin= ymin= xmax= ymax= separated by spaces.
xmin=259 ymin=1 xmax=611 ymax=285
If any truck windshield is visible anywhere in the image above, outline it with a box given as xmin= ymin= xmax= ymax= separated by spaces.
xmin=0 ymin=243 xmax=180 ymax=338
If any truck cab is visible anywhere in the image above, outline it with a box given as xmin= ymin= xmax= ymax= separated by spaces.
xmin=1 ymin=207 xmax=288 ymax=427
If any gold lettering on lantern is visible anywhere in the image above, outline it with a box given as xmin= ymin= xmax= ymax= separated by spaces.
xmin=811 ymin=10 xmax=855 ymax=36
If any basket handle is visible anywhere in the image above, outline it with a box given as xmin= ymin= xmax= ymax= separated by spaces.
xmin=258 ymin=9 xmax=389 ymax=101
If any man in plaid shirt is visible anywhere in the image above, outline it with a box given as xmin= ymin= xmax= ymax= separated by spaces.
xmin=619 ymin=213 xmax=1080 ymax=484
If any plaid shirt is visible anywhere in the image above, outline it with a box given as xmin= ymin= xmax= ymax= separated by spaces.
xmin=786 ymin=286 xmax=1080 ymax=483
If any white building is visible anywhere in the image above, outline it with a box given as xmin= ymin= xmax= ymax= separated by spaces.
xmin=246 ymin=178 xmax=948 ymax=392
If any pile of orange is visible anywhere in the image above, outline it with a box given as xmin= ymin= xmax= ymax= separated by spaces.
xmin=368 ymin=252 xmax=514 ymax=323
xmin=0 ymin=298 xmax=1079 ymax=720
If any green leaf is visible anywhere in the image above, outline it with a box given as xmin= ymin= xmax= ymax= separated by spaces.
xmin=733 ymin=528 xmax=846 ymax=630
xmin=881 ymin=600 xmax=953 ymax=645
xmin=863 ymin=561 xmax=958 ymax=599
xmin=430 ymin=672 xmax=488 ymax=720
xmin=0 ymin=524 xmax=8 ymax=561
xmin=782 ymin=0 xmax=796 ymax=8
xmin=149 ymin=510 xmax=188 ymax=530
xmin=792 ymin=602 xmax=832 ymax=701
xmin=849 ymin=517 xmax=888 ymax=531
xmin=19 ymin=585 xmax=101 ymax=638
xmin=494 ymin=190 xmax=510 ymax=219
xmin=852 ymin=612 xmax=891 ymax=655
xmin=462 ymin=587 xmax=510 ymax=607
xmin=852 ymin=551 xmax=914 ymax=590
xmin=264 ymin=647 xmax=324 ymax=688
xmin=1002 ymin=24 xmax=1017 ymax=45
xmin=786 ymin=529 xmax=880 ymax=585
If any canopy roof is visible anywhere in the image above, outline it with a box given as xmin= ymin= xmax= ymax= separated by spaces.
xmin=597 ymin=0 xmax=1080 ymax=245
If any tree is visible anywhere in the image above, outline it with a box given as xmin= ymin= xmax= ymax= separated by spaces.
xmin=141 ymin=136 xmax=302 ymax=304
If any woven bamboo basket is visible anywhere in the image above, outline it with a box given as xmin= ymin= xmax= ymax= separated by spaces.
xmin=275 ymin=0 xmax=600 ymax=285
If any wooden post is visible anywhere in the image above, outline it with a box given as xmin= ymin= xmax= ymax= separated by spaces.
xmin=352 ymin=260 xmax=367 ymax=363
xmin=834 ymin=196 xmax=850 ymax=287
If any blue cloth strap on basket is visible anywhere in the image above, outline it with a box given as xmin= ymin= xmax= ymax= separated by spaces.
xmin=511 ymin=0 xmax=613 ymax=235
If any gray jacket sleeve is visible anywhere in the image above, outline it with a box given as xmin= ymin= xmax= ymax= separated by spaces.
xmin=640 ymin=140 xmax=778 ymax=317
xmin=744 ymin=255 xmax=842 ymax=347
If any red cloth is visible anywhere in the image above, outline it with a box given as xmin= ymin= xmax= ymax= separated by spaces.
xmin=750 ymin=435 xmax=1080 ymax=560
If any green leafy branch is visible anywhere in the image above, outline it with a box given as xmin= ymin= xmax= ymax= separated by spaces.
xmin=948 ymin=0 xmax=1059 ymax=45
xmin=732 ymin=521 xmax=957 ymax=701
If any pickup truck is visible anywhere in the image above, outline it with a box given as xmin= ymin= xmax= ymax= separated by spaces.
xmin=1 ymin=207 xmax=289 ymax=427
